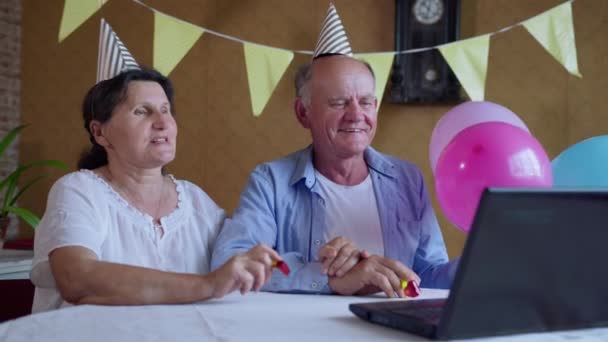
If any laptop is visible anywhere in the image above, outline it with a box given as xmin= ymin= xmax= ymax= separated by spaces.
xmin=349 ymin=188 xmax=608 ymax=340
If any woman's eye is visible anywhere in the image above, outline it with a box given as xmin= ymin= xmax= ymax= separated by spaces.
xmin=134 ymin=108 xmax=147 ymax=115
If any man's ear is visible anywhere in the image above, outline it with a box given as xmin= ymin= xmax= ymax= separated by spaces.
xmin=294 ymin=98 xmax=311 ymax=129
xmin=89 ymin=120 xmax=111 ymax=148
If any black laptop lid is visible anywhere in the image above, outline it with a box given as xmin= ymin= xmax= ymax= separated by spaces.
xmin=438 ymin=189 xmax=608 ymax=339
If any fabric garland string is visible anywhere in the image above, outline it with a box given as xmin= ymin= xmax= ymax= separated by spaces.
xmin=62 ymin=0 xmax=580 ymax=113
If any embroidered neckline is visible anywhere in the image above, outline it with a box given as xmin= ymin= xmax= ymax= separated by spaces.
xmin=80 ymin=169 xmax=184 ymax=229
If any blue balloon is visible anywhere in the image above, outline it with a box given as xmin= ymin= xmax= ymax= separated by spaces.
xmin=552 ymin=135 xmax=608 ymax=187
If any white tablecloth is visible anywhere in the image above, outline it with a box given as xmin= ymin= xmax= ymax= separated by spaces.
xmin=0 ymin=250 xmax=33 ymax=280
xmin=1 ymin=289 xmax=607 ymax=341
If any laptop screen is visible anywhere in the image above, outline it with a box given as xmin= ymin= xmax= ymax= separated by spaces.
xmin=438 ymin=188 xmax=608 ymax=339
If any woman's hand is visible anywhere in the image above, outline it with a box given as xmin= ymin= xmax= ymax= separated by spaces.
xmin=206 ymin=244 xmax=281 ymax=298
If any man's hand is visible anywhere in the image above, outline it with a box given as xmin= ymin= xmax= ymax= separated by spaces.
xmin=328 ymin=254 xmax=420 ymax=298
xmin=318 ymin=237 xmax=361 ymax=277
xmin=206 ymin=244 xmax=281 ymax=298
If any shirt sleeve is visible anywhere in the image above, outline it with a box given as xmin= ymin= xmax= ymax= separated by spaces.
xmin=211 ymin=167 xmax=332 ymax=294
xmin=184 ymin=180 xmax=227 ymax=259
xmin=412 ymin=169 xmax=460 ymax=289
xmin=31 ymin=175 xmax=107 ymax=288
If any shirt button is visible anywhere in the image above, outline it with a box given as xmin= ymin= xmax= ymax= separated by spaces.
xmin=314 ymin=239 xmax=321 ymax=246
xmin=318 ymin=198 xmax=325 ymax=205
xmin=311 ymin=282 xmax=318 ymax=289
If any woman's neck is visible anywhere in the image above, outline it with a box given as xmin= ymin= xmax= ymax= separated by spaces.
xmin=100 ymin=163 xmax=165 ymax=202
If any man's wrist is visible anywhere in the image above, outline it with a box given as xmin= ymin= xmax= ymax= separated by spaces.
xmin=328 ymin=276 xmax=355 ymax=295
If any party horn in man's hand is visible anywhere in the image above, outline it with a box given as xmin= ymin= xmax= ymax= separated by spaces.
xmin=272 ymin=260 xmax=290 ymax=276
xmin=401 ymin=280 xmax=420 ymax=297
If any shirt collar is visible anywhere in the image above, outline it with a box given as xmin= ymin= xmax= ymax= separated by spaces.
xmin=289 ymin=145 xmax=397 ymax=188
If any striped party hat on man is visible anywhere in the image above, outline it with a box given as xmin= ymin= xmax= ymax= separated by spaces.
xmin=96 ymin=18 xmax=139 ymax=83
xmin=312 ymin=2 xmax=353 ymax=58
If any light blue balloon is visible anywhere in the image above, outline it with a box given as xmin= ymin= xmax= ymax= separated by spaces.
xmin=552 ymin=135 xmax=608 ymax=187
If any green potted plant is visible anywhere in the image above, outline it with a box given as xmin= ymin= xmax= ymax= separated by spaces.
xmin=0 ymin=125 xmax=67 ymax=248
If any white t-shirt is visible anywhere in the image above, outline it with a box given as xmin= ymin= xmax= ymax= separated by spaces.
xmin=31 ymin=170 xmax=226 ymax=313
xmin=315 ymin=170 xmax=384 ymax=257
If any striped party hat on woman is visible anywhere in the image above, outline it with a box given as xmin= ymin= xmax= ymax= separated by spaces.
xmin=312 ymin=2 xmax=353 ymax=58
xmin=96 ymin=18 xmax=139 ymax=82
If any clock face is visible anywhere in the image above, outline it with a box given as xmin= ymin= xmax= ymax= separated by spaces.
xmin=413 ymin=0 xmax=444 ymax=25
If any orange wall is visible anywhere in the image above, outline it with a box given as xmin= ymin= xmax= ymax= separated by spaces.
xmin=20 ymin=0 xmax=608 ymax=258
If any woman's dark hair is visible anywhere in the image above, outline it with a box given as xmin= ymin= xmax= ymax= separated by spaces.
xmin=77 ymin=68 xmax=175 ymax=170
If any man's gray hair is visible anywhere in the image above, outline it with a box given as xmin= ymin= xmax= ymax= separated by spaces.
xmin=294 ymin=57 xmax=376 ymax=105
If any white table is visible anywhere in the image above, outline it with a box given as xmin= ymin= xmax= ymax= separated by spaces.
xmin=1 ymin=289 xmax=607 ymax=341
xmin=0 ymin=249 xmax=33 ymax=280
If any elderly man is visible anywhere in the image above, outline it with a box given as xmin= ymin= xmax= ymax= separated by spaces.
xmin=211 ymin=54 xmax=458 ymax=298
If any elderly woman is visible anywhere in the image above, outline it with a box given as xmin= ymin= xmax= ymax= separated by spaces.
xmin=31 ymin=68 xmax=279 ymax=313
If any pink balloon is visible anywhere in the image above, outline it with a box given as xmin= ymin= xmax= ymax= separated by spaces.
xmin=430 ymin=101 xmax=530 ymax=173
xmin=435 ymin=122 xmax=552 ymax=232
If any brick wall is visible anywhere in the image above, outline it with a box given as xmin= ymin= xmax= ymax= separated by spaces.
xmin=0 ymin=0 xmax=21 ymax=238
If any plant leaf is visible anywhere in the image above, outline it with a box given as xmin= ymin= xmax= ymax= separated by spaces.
xmin=2 ymin=172 xmax=19 ymax=214
xmin=0 ymin=125 xmax=67 ymax=222
xmin=0 ymin=124 xmax=27 ymax=158
xmin=6 ymin=206 xmax=40 ymax=229
xmin=0 ymin=126 xmax=67 ymax=225
xmin=10 ymin=175 xmax=49 ymax=206
xmin=14 ymin=159 xmax=68 ymax=173
xmin=0 ymin=172 xmax=17 ymax=195
xmin=0 ymin=160 xmax=68 ymax=191
xmin=0 ymin=160 xmax=67 ymax=216
xmin=0 ymin=159 xmax=68 ymax=198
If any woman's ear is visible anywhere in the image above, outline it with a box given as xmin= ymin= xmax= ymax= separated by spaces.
xmin=294 ymin=98 xmax=311 ymax=129
xmin=89 ymin=120 xmax=111 ymax=148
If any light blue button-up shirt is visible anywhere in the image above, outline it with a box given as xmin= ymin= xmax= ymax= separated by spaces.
xmin=211 ymin=146 xmax=458 ymax=293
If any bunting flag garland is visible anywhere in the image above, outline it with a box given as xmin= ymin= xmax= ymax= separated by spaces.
xmin=243 ymin=43 xmax=294 ymax=116
xmin=97 ymin=18 xmax=139 ymax=83
xmin=60 ymin=0 xmax=581 ymax=115
xmin=523 ymin=2 xmax=581 ymax=77
xmin=153 ymin=12 xmax=204 ymax=76
xmin=313 ymin=3 xmax=353 ymax=58
xmin=59 ymin=0 xmax=108 ymax=42
xmin=355 ymin=53 xmax=395 ymax=110
xmin=439 ymin=35 xmax=490 ymax=101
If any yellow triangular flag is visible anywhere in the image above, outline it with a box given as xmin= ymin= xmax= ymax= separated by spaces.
xmin=154 ymin=12 xmax=203 ymax=76
xmin=58 ymin=0 xmax=107 ymax=42
xmin=523 ymin=2 xmax=581 ymax=77
xmin=355 ymin=53 xmax=395 ymax=111
xmin=243 ymin=43 xmax=294 ymax=116
xmin=439 ymin=35 xmax=490 ymax=101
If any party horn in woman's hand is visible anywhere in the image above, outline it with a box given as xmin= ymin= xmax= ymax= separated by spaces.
xmin=272 ymin=260 xmax=290 ymax=276
xmin=401 ymin=280 xmax=420 ymax=297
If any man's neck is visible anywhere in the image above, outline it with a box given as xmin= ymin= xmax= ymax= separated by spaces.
xmin=313 ymin=150 xmax=368 ymax=186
